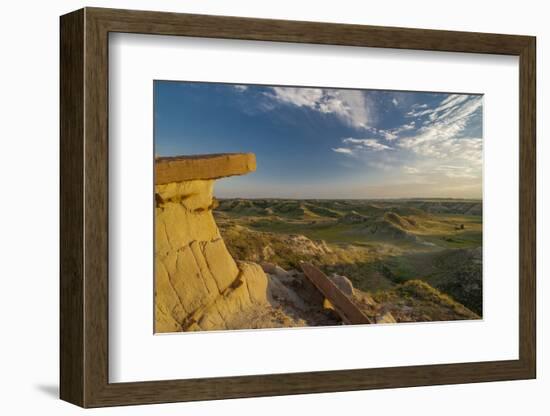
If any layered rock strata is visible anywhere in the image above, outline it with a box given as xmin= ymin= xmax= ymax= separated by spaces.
xmin=154 ymin=154 xmax=270 ymax=332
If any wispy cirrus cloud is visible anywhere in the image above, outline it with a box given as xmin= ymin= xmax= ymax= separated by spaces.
xmin=403 ymin=166 xmax=420 ymax=174
xmin=405 ymin=94 xmax=474 ymax=122
xmin=343 ymin=137 xmax=393 ymax=151
xmin=332 ymin=147 xmax=354 ymax=154
xmin=398 ymin=95 xmax=482 ymax=163
xmin=378 ymin=121 xmax=416 ymax=141
xmin=264 ymin=87 xmax=372 ymax=130
xmin=332 ymin=137 xmax=393 ymax=156
xmin=331 ymin=93 xmax=483 ymax=196
xmin=233 ymin=85 xmax=248 ymax=92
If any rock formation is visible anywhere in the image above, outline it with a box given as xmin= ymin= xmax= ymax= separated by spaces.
xmin=155 ymin=153 xmax=271 ymax=332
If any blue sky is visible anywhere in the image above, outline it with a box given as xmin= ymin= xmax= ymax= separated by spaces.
xmin=154 ymin=81 xmax=482 ymax=199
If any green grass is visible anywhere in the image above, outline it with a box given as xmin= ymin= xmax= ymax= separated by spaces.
xmin=247 ymin=218 xmax=365 ymax=244
xmin=373 ymin=280 xmax=480 ymax=322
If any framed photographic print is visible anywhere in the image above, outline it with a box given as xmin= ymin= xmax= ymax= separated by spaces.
xmin=60 ymin=7 xmax=536 ymax=408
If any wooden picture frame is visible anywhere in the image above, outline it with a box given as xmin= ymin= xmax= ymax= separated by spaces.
xmin=60 ymin=7 xmax=536 ymax=408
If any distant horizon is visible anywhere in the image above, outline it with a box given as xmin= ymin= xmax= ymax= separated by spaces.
xmin=155 ymin=81 xmax=483 ymax=199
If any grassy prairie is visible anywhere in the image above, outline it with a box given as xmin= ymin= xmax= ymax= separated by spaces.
xmin=214 ymin=198 xmax=483 ymax=318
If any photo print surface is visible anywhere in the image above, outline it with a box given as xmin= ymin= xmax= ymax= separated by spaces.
xmin=153 ymin=81 xmax=483 ymax=333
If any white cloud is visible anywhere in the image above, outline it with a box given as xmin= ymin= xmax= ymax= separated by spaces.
xmin=381 ymin=130 xmax=398 ymax=141
xmin=379 ymin=121 xmax=416 ymax=141
xmin=342 ymin=137 xmax=393 ymax=151
xmin=233 ymin=85 xmax=248 ymax=92
xmin=406 ymin=94 xmax=475 ymax=121
xmin=399 ymin=121 xmax=416 ymax=131
xmin=265 ymin=87 xmax=371 ymax=129
xmin=403 ymin=166 xmax=420 ymax=174
xmin=332 ymin=147 xmax=354 ymax=155
xmin=433 ymin=165 xmax=478 ymax=179
xmin=267 ymin=87 xmax=322 ymax=107
xmin=392 ymin=98 xmax=399 ymax=106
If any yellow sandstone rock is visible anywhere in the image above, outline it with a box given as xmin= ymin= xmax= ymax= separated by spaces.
xmin=239 ymin=261 xmax=269 ymax=305
xmin=156 ymin=153 xmax=256 ymax=184
xmin=154 ymin=154 xmax=269 ymax=333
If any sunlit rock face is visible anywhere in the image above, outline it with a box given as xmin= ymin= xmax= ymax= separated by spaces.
xmin=154 ymin=154 xmax=270 ymax=333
